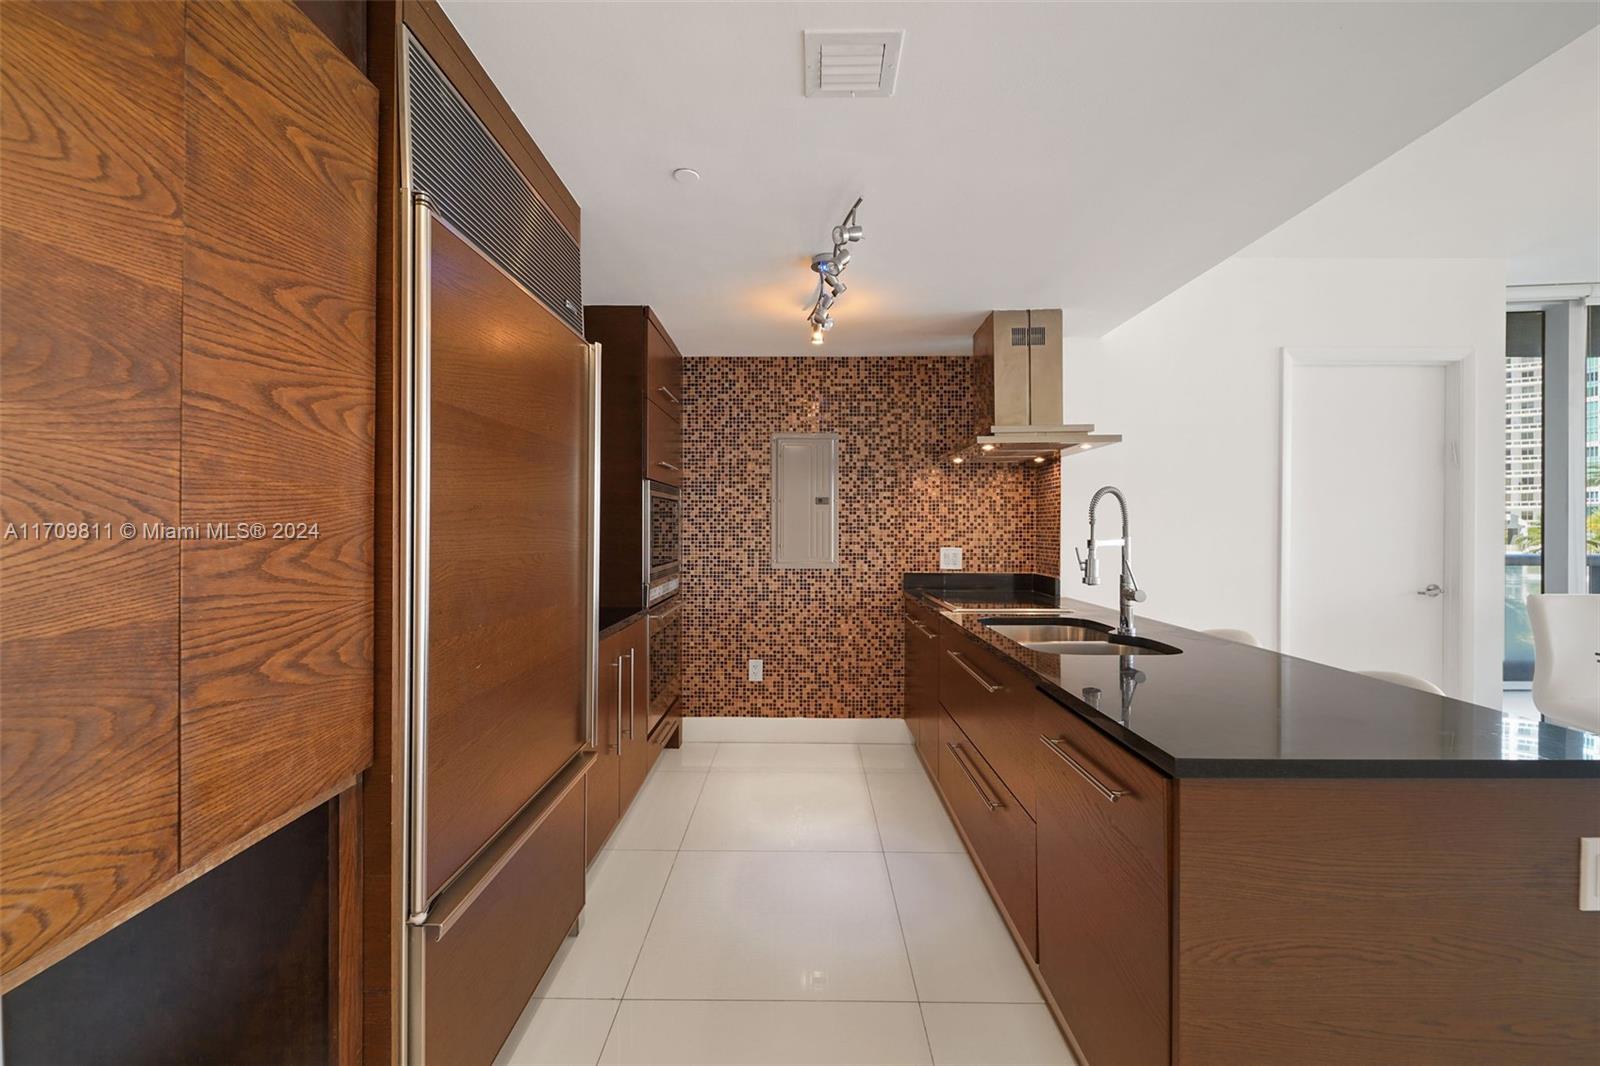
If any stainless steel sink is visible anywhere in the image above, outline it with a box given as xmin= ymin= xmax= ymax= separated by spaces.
xmin=982 ymin=617 xmax=1182 ymax=656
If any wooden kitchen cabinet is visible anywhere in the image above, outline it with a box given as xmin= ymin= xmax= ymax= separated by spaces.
xmin=589 ymin=616 xmax=649 ymax=862
xmin=902 ymin=598 xmax=942 ymax=766
xmin=0 ymin=0 xmax=375 ymax=989
xmin=0 ymin=0 xmax=186 ymax=986
xmin=646 ymin=399 xmax=684 ymax=486
xmin=1036 ymin=703 xmax=1171 ymax=1066
xmin=936 ymin=631 xmax=1039 ymax=816
xmin=938 ymin=711 xmax=1038 ymax=958
xmin=617 ymin=620 xmax=652 ymax=812
xmin=588 ymin=622 xmax=629 ymax=863
xmin=177 ymin=0 xmax=376 ymax=867
xmin=586 ymin=306 xmax=686 ymax=611
xmin=644 ymin=314 xmax=684 ymax=418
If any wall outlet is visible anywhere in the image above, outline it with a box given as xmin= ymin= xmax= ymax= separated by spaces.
xmin=1582 ymin=838 xmax=1600 ymax=911
xmin=939 ymin=546 xmax=963 ymax=571
xmin=748 ymin=658 xmax=764 ymax=682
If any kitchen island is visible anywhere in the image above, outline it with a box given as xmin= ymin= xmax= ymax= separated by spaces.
xmin=902 ymin=573 xmax=1598 ymax=1066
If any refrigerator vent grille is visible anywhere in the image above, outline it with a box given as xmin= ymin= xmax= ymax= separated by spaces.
xmin=405 ymin=37 xmax=583 ymax=334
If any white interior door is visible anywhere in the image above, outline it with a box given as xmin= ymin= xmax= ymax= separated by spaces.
xmin=1286 ymin=363 xmax=1448 ymax=687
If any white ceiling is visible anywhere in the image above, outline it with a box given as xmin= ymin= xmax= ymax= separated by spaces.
xmin=443 ymin=1 xmax=1599 ymax=354
xmin=1243 ymin=28 xmax=1599 ymax=284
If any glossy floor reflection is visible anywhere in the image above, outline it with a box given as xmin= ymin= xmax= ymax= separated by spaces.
xmin=495 ymin=740 xmax=1077 ymax=1066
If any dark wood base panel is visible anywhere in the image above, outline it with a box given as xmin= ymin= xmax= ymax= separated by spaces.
xmin=1175 ymin=778 xmax=1600 ymax=1066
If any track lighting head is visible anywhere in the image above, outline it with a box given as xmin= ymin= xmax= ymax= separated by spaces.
xmin=803 ymin=197 xmax=864 ymax=346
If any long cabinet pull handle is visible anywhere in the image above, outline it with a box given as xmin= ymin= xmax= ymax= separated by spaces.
xmin=906 ymin=617 xmax=936 ymax=640
xmin=657 ymin=385 xmax=681 ymax=405
xmin=946 ymin=650 xmax=1001 ymax=693
xmin=626 ymin=648 xmax=637 ymax=740
xmin=655 ymin=461 xmax=681 ymax=471
xmin=404 ymin=192 xmax=434 ymax=925
xmin=1038 ymin=735 xmax=1127 ymax=803
xmin=614 ymin=656 xmax=624 ymax=753
xmin=946 ymin=742 xmax=1003 ymax=811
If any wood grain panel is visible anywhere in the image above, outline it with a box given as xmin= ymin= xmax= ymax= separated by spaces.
xmin=362 ymin=0 xmax=407 ymax=1059
xmin=421 ymin=777 xmax=584 ymax=1066
xmin=179 ymin=0 xmax=377 ymax=864
xmin=938 ymin=711 xmax=1037 ymax=957
xmin=0 ymin=0 xmax=184 ymax=984
xmin=1175 ymin=778 xmax=1600 ymax=1065
xmin=586 ymin=305 xmax=648 ymax=614
xmin=588 ymin=627 xmax=628 ymax=865
xmin=329 ymin=787 xmax=363 ymax=1066
xmin=645 ymin=312 xmax=683 ymax=417
xmin=937 ymin=631 xmax=1037 ymax=816
xmin=1036 ymin=704 xmax=1171 ymax=1066
xmin=422 ymin=219 xmax=587 ymax=900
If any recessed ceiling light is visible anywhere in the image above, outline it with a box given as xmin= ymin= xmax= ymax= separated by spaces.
xmin=1033 ymin=456 xmax=1046 ymax=464
xmin=671 ymin=168 xmax=700 ymax=184
xmin=980 ymin=444 xmax=995 ymax=452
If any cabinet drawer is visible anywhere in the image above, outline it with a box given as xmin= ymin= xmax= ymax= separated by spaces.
xmin=1036 ymin=702 xmax=1170 ymax=1066
xmin=645 ymin=317 xmax=683 ymax=416
xmin=938 ymin=711 xmax=1037 ymax=958
xmin=419 ymin=775 xmax=585 ymax=1065
xmin=937 ymin=635 xmax=1037 ymax=816
xmin=645 ymin=401 xmax=682 ymax=486
xmin=903 ymin=599 xmax=941 ymax=767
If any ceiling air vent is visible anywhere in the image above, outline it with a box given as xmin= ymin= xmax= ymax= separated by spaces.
xmin=803 ymin=30 xmax=905 ymax=98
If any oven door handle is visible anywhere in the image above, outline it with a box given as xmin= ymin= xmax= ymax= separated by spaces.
xmin=650 ymin=601 xmax=681 ymax=625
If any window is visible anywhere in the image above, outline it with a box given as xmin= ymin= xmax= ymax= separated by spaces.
xmin=772 ymin=433 xmax=838 ymax=568
xmin=1587 ymin=305 xmax=1598 ymax=587
xmin=1503 ymin=311 xmax=1543 ymax=684
xmin=1503 ymin=300 xmax=1600 ymax=692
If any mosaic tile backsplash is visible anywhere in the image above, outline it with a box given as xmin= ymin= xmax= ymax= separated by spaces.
xmin=681 ymin=356 xmax=1061 ymax=718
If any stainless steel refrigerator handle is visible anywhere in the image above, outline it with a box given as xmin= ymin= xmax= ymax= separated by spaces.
xmin=585 ymin=342 xmax=602 ymax=751
xmin=405 ymin=191 xmax=434 ymax=926
xmin=626 ymin=648 xmax=637 ymax=740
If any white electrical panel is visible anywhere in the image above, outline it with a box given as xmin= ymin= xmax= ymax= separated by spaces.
xmin=939 ymin=546 xmax=963 ymax=571
xmin=748 ymin=659 xmax=764 ymax=682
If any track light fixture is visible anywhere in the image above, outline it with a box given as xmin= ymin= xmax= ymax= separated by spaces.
xmin=805 ymin=197 xmax=864 ymax=345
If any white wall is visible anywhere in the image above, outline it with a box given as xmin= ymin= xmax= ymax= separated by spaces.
xmin=1058 ymin=257 xmax=1506 ymax=706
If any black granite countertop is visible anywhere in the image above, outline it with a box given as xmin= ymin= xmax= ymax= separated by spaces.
xmin=599 ymin=607 xmax=647 ymax=640
xmin=905 ymin=573 xmax=1599 ymax=779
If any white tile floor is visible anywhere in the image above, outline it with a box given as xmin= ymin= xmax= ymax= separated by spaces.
xmin=496 ymin=741 xmax=1077 ymax=1066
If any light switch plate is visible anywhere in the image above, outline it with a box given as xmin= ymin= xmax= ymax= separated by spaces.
xmin=939 ymin=546 xmax=963 ymax=571
xmin=1581 ymin=838 xmax=1600 ymax=911
xmin=748 ymin=658 xmax=764 ymax=682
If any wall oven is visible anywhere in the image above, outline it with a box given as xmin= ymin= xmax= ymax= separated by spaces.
xmin=645 ymin=480 xmax=680 ymax=606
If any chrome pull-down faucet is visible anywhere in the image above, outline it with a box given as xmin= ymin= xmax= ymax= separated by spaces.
xmin=1075 ymin=485 xmax=1146 ymax=637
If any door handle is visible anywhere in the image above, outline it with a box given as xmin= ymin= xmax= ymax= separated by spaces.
xmin=611 ymin=653 xmax=624 ymax=752
xmin=946 ymin=650 xmax=1001 ymax=693
xmin=1416 ymin=584 xmax=1444 ymax=598
xmin=626 ymin=648 xmax=637 ymax=740
xmin=1039 ymin=735 xmax=1127 ymax=803
xmin=656 ymin=460 xmax=681 ymax=471
xmin=657 ymin=385 xmax=681 ymax=405
xmin=946 ymin=742 xmax=1003 ymax=811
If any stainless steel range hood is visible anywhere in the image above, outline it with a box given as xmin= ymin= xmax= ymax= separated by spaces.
xmin=952 ymin=309 xmax=1120 ymax=464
